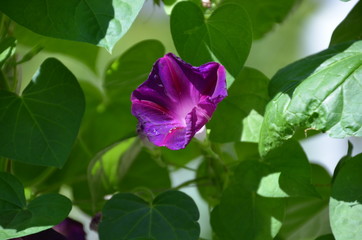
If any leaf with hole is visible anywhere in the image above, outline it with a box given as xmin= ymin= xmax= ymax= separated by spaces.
xmin=259 ymin=41 xmax=362 ymax=155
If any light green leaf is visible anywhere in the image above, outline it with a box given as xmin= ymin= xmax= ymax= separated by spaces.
xmin=171 ymin=1 xmax=252 ymax=77
xmin=99 ymin=191 xmax=200 ymax=240
xmin=0 ymin=58 xmax=85 ymax=167
xmin=330 ymin=0 xmax=362 ymax=45
xmin=330 ymin=153 xmax=362 ymax=240
xmin=259 ymin=41 xmax=362 ymax=156
xmin=208 ymin=67 xmax=269 ymax=142
xmin=0 ymin=172 xmax=71 ymax=239
xmin=0 ymin=0 xmax=145 ymax=51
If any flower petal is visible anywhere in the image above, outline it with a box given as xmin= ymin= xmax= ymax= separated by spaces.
xmin=131 ymin=53 xmax=227 ymax=150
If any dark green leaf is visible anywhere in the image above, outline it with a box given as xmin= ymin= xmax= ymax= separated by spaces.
xmin=211 ymin=160 xmax=285 ymax=240
xmin=0 ymin=172 xmax=26 ymax=210
xmin=330 ymin=153 xmax=362 ymax=240
xmin=208 ymin=67 xmax=269 ymax=142
xmin=0 ymin=193 xmax=72 ymax=239
xmin=259 ymin=41 xmax=362 ymax=155
xmin=0 ymin=0 xmax=145 ymax=51
xmin=223 ymin=0 xmax=299 ymax=39
xmin=99 ymin=191 xmax=200 ymax=240
xmin=330 ymin=1 xmax=362 ymax=45
xmin=315 ymin=234 xmax=335 ymax=240
xmin=0 ymin=172 xmax=71 ymax=239
xmin=0 ymin=58 xmax=85 ymax=167
xmin=276 ymin=164 xmax=332 ymax=240
xmin=171 ymin=1 xmax=252 ymax=77
xmin=104 ymin=39 xmax=165 ymax=101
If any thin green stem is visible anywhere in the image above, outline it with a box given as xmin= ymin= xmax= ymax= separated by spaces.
xmin=173 ymin=176 xmax=209 ymax=190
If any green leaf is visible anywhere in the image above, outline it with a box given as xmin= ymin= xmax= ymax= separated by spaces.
xmin=211 ymin=160 xmax=285 ymax=240
xmin=0 ymin=0 xmax=145 ymax=51
xmin=223 ymin=0 xmax=299 ymax=39
xmin=330 ymin=153 xmax=362 ymax=240
xmin=208 ymin=67 xmax=269 ymax=142
xmin=276 ymin=164 xmax=332 ymax=240
xmin=0 ymin=172 xmax=72 ymax=239
xmin=258 ymin=141 xmax=319 ymax=198
xmin=171 ymin=1 xmax=252 ymax=77
xmin=0 ymin=58 xmax=85 ymax=167
xmin=99 ymin=191 xmax=200 ymax=240
xmin=259 ymin=41 xmax=362 ymax=155
xmin=104 ymin=39 xmax=165 ymax=101
xmin=330 ymin=1 xmax=362 ymax=45
xmin=0 ymin=172 xmax=26 ymax=210
xmin=88 ymin=138 xmax=171 ymax=212
xmin=315 ymin=234 xmax=335 ymax=240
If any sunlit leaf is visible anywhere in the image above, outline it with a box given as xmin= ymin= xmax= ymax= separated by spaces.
xmin=0 ymin=0 xmax=145 ymax=51
xmin=259 ymin=41 xmax=362 ymax=155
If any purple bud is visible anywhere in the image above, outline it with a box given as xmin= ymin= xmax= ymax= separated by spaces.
xmin=131 ymin=53 xmax=227 ymax=150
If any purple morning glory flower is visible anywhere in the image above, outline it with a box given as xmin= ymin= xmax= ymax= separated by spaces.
xmin=131 ymin=53 xmax=227 ymax=150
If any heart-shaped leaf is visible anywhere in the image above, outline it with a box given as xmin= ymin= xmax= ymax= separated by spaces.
xmin=0 ymin=58 xmax=85 ymax=167
xmin=0 ymin=0 xmax=145 ymax=52
xmin=171 ymin=1 xmax=252 ymax=78
xmin=0 ymin=172 xmax=72 ymax=239
xmin=99 ymin=191 xmax=200 ymax=240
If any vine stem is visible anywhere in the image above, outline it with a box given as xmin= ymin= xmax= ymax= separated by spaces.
xmin=173 ymin=176 xmax=209 ymax=190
